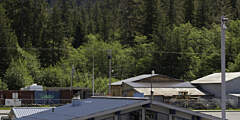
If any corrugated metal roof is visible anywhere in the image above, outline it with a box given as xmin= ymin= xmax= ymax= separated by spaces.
xmin=191 ymin=72 xmax=240 ymax=84
xmin=16 ymin=97 xmax=220 ymax=120
xmin=12 ymin=107 xmax=52 ymax=119
xmin=111 ymin=74 xmax=158 ymax=85
xmin=126 ymin=82 xmax=195 ymax=88
xmin=17 ymin=98 xmax=146 ymax=120
xmin=111 ymin=74 xmax=182 ymax=86
xmin=134 ymin=88 xmax=205 ymax=96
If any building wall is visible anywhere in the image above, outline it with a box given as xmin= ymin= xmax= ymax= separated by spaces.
xmin=122 ymin=84 xmax=135 ymax=97
xmin=226 ymin=78 xmax=240 ymax=94
xmin=199 ymin=84 xmax=221 ymax=98
xmin=198 ymin=78 xmax=240 ymax=98
xmin=91 ymin=105 xmax=213 ymax=120
xmin=111 ymin=85 xmax=122 ymax=96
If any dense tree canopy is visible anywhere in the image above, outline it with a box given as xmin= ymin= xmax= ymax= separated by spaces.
xmin=0 ymin=0 xmax=240 ymax=94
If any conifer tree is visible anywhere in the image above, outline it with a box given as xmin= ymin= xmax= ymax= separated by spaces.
xmin=184 ymin=0 xmax=195 ymax=24
xmin=40 ymin=4 xmax=65 ymax=67
xmin=3 ymin=0 xmax=48 ymax=49
xmin=0 ymin=4 xmax=18 ymax=77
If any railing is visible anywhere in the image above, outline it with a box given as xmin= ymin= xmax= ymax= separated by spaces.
xmin=166 ymin=98 xmax=240 ymax=109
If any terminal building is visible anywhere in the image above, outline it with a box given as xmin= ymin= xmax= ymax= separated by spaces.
xmin=12 ymin=96 xmax=220 ymax=120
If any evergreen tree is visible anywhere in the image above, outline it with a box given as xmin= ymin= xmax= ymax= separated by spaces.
xmin=40 ymin=4 xmax=65 ymax=67
xmin=3 ymin=0 xmax=48 ymax=49
xmin=120 ymin=0 xmax=145 ymax=45
xmin=184 ymin=0 xmax=195 ymax=24
xmin=0 ymin=4 xmax=18 ymax=77
xmin=194 ymin=0 xmax=209 ymax=28
xmin=59 ymin=0 xmax=75 ymax=38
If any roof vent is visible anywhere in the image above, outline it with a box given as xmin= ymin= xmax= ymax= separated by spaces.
xmin=72 ymin=99 xmax=81 ymax=107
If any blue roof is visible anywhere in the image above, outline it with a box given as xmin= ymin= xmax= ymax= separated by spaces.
xmin=17 ymin=98 xmax=147 ymax=120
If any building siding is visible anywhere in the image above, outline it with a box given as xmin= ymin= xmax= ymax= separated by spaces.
xmin=226 ymin=78 xmax=240 ymax=94
xmin=199 ymin=84 xmax=221 ymax=98
xmin=198 ymin=77 xmax=240 ymax=98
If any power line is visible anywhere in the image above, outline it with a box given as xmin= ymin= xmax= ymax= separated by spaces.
xmin=0 ymin=47 xmax=221 ymax=55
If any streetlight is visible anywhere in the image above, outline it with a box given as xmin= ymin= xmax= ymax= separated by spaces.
xmin=221 ymin=15 xmax=228 ymax=120
xmin=151 ymin=70 xmax=155 ymax=103
xmin=108 ymin=49 xmax=112 ymax=96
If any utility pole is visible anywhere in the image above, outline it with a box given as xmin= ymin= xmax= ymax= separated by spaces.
xmin=71 ymin=64 xmax=75 ymax=91
xmin=92 ymin=54 xmax=95 ymax=96
xmin=108 ymin=49 xmax=112 ymax=95
xmin=151 ymin=70 xmax=155 ymax=103
xmin=70 ymin=64 xmax=75 ymax=98
xmin=221 ymin=15 xmax=228 ymax=120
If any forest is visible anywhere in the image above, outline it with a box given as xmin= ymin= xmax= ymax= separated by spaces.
xmin=0 ymin=0 xmax=240 ymax=94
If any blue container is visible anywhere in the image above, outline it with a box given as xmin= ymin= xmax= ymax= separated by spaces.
xmin=35 ymin=91 xmax=60 ymax=104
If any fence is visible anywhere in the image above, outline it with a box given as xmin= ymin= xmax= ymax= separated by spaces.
xmin=167 ymin=98 xmax=240 ymax=109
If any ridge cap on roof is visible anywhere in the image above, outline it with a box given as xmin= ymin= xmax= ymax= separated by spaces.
xmin=111 ymin=74 xmax=184 ymax=85
xmin=91 ymin=96 xmax=149 ymax=100
xmin=111 ymin=74 xmax=159 ymax=85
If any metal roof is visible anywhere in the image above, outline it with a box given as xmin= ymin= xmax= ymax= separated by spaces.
xmin=229 ymin=94 xmax=240 ymax=97
xmin=46 ymin=87 xmax=90 ymax=90
xmin=17 ymin=98 xmax=147 ymax=120
xmin=111 ymin=74 xmax=158 ymax=85
xmin=16 ymin=97 xmax=220 ymax=120
xmin=111 ymin=74 xmax=182 ymax=86
xmin=134 ymin=88 xmax=205 ymax=96
xmin=12 ymin=107 xmax=52 ymax=119
xmin=191 ymin=72 xmax=240 ymax=84
xmin=152 ymin=102 xmax=221 ymax=120
xmin=126 ymin=82 xmax=195 ymax=88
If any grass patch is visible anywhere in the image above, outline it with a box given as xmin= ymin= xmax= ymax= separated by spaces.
xmin=0 ymin=107 xmax=12 ymax=110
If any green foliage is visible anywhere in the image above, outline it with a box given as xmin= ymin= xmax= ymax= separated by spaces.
xmin=4 ymin=58 xmax=33 ymax=90
xmin=3 ymin=0 xmax=48 ymax=48
xmin=0 ymin=78 xmax=8 ymax=90
xmin=1 ymin=0 xmax=240 ymax=91
xmin=79 ymin=34 xmax=135 ymax=79
xmin=38 ymin=65 xmax=69 ymax=87
xmin=0 ymin=4 xmax=18 ymax=77
xmin=133 ymin=36 xmax=154 ymax=74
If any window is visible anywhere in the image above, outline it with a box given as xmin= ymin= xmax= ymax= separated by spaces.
xmin=178 ymin=91 xmax=188 ymax=96
xmin=173 ymin=116 xmax=190 ymax=120
xmin=119 ymin=110 xmax=141 ymax=120
xmin=146 ymin=110 xmax=168 ymax=120
xmin=12 ymin=93 xmax=18 ymax=99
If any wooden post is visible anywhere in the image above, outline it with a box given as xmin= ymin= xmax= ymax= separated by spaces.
xmin=142 ymin=108 xmax=145 ymax=120
xmin=114 ymin=111 xmax=120 ymax=120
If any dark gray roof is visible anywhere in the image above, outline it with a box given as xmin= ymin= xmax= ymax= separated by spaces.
xmin=17 ymin=98 xmax=147 ymax=120
xmin=126 ymin=82 xmax=195 ymax=88
xmin=17 ymin=97 xmax=220 ymax=120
